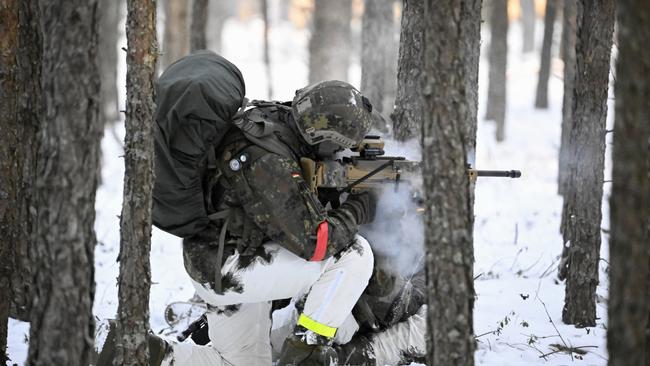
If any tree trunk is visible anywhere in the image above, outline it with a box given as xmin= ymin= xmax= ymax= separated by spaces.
xmin=206 ymin=0 xmax=230 ymax=54
xmin=262 ymin=0 xmax=273 ymax=99
xmin=422 ymin=0 xmax=480 ymax=364
xmin=361 ymin=0 xmax=395 ymax=132
xmin=534 ymin=0 xmax=556 ymax=109
xmin=484 ymin=0 xmax=508 ymax=142
xmin=0 ymin=1 xmax=20 ymax=360
xmin=607 ymin=1 xmax=650 ymax=365
xmin=520 ymin=0 xmax=536 ymax=53
xmin=309 ymin=0 xmax=352 ymax=84
xmin=98 ymin=0 xmax=122 ymax=125
xmin=391 ymin=0 xmax=424 ymax=142
xmin=162 ymin=0 xmax=189 ymax=69
xmin=114 ymin=0 xmax=157 ymax=363
xmin=190 ymin=0 xmax=208 ymax=51
xmin=0 ymin=0 xmax=41 ymax=336
xmin=28 ymin=0 xmax=101 ymax=364
xmin=561 ymin=0 xmax=615 ymax=327
xmin=557 ymin=0 xmax=577 ymax=197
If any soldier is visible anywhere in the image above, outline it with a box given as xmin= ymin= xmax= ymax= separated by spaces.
xmin=99 ymin=78 xmax=379 ymax=366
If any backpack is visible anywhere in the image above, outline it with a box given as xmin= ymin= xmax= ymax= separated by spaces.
xmin=153 ymin=51 xmax=247 ymax=238
xmin=153 ymin=51 xmax=297 ymax=238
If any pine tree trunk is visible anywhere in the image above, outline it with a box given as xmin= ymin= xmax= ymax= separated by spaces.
xmin=391 ymin=0 xmax=424 ymax=142
xmin=0 ymin=2 xmax=20 ymax=360
xmin=0 ymin=0 xmax=41 ymax=339
xmin=422 ymin=0 xmax=480 ymax=364
xmin=262 ymin=0 xmax=273 ymax=99
xmin=115 ymin=0 xmax=158 ymax=364
xmin=484 ymin=0 xmax=508 ymax=142
xmin=98 ymin=0 xmax=122 ymax=125
xmin=520 ymin=0 xmax=536 ymax=53
xmin=206 ymin=0 xmax=230 ymax=54
xmin=28 ymin=0 xmax=101 ymax=364
xmin=162 ymin=0 xmax=189 ymax=69
xmin=557 ymin=0 xmax=577 ymax=197
xmin=361 ymin=0 xmax=395 ymax=131
xmin=534 ymin=0 xmax=556 ymax=109
xmin=309 ymin=0 xmax=352 ymax=83
xmin=190 ymin=0 xmax=208 ymax=51
xmin=607 ymin=1 xmax=650 ymax=365
xmin=561 ymin=0 xmax=614 ymax=327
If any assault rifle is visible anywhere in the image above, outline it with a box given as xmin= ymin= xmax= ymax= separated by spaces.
xmin=299 ymin=135 xmax=521 ymax=207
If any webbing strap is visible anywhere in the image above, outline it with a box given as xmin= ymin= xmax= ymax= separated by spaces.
xmin=297 ymin=313 xmax=337 ymax=338
xmin=213 ymin=216 xmax=230 ymax=294
xmin=310 ymin=221 xmax=328 ymax=262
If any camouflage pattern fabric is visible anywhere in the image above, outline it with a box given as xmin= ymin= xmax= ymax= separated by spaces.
xmin=183 ymin=109 xmax=363 ymax=288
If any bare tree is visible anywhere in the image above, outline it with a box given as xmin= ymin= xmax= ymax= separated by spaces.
xmin=114 ymin=0 xmax=158 ymax=363
xmin=520 ymin=0 xmax=536 ymax=53
xmin=309 ymin=0 xmax=352 ymax=83
xmin=361 ymin=0 xmax=396 ymax=131
xmin=484 ymin=0 xmax=508 ymax=142
xmin=206 ymin=0 xmax=231 ymax=54
xmin=190 ymin=0 xmax=208 ymax=51
xmin=0 ymin=2 xmax=42 ymax=336
xmin=162 ymin=0 xmax=189 ymax=69
xmin=27 ymin=0 xmax=101 ymax=364
xmin=0 ymin=2 xmax=18 ymax=357
xmin=98 ymin=0 xmax=123 ymax=125
xmin=607 ymin=1 xmax=650 ymax=365
xmin=534 ymin=0 xmax=556 ymax=109
xmin=422 ymin=0 xmax=481 ymax=364
xmin=391 ymin=0 xmax=424 ymax=142
xmin=560 ymin=0 xmax=615 ymax=327
xmin=262 ymin=0 xmax=273 ymax=99
xmin=557 ymin=0 xmax=577 ymax=197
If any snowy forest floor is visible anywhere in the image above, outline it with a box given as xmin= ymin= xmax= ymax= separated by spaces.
xmin=7 ymin=17 xmax=611 ymax=366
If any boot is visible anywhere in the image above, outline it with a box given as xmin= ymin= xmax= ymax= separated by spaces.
xmin=334 ymin=334 xmax=375 ymax=366
xmin=96 ymin=320 xmax=171 ymax=366
xmin=277 ymin=334 xmax=338 ymax=366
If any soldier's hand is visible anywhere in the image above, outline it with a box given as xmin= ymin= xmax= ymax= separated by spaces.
xmin=343 ymin=192 xmax=377 ymax=225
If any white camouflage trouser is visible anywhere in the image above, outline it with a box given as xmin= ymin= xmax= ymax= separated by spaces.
xmin=164 ymin=235 xmax=374 ymax=366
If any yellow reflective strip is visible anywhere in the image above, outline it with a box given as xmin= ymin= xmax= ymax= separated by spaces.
xmin=297 ymin=313 xmax=337 ymax=338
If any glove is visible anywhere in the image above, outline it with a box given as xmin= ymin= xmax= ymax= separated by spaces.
xmin=341 ymin=192 xmax=377 ymax=225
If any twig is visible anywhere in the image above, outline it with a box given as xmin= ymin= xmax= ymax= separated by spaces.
xmin=475 ymin=330 xmax=496 ymax=339
xmin=539 ymin=256 xmax=560 ymax=279
xmin=536 ymin=296 xmax=573 ymax=361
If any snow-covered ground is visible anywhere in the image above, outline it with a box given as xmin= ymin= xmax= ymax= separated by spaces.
xmin=7 ymin=15 xmax=612 ymax=366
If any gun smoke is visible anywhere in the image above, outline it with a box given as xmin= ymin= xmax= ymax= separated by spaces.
xmin=359 ymin=137 xmax=425 ymax=278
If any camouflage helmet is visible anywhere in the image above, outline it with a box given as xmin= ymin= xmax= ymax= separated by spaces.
xmin=291 ymin=80 xmax=373 ymax=149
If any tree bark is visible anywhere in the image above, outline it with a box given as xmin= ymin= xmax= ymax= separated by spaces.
xmin=557 ymin=0 xmax=577 ymax=197
xmin=0 ymin=0 xmax=41 ymax=339
xmin=28 ymin=0 xmax=101 ymax=364
xmin=422 ymin=0 xmax=480 ymax=364
xmin=361 ymin=0 xmax=396 ymax=131
xmin=98 ymin=0 xmax=122 ymax=125
xmin=309 ymin=0 xmax=352 ymax=84
xmin=391 ymin=0 xmax=424 ymax=142
xmin=0 ymin=1 xmax=20 ymax=360
xmin=561 ymin=0 xmax=615 ymax=327
xmin=607 ymin=1 xmax=650 ymax=365
xmin=114 ymin=0 xmax=158 ymax=364
xmin=534 ymin=0 xmax=556 ymax=109
xmin=162 ymin=0 xmax=189 ymax=69
xmin=484 ymin=0 xmax=508 ymax=142
xmin=520 ymin=0 xmax=536 ymax=53
xmin=190 ymin=0 xmax=208 ymax=51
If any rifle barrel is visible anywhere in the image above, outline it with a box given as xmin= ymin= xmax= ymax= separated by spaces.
xmin=476 ymin=170 xmax=521 ymax=178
